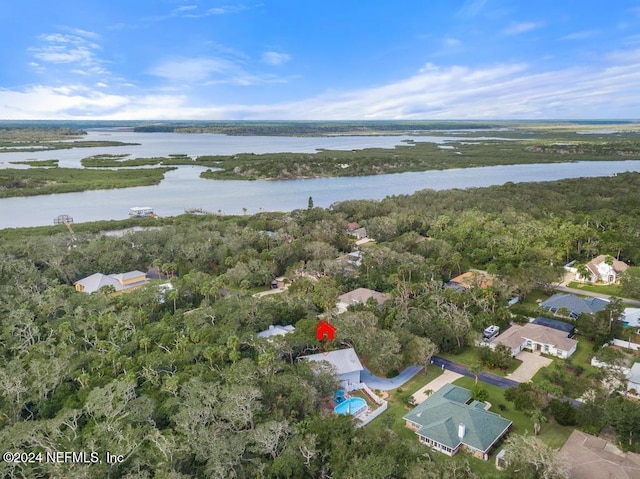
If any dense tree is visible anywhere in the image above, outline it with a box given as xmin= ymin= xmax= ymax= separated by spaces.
xmin=503 ymin=434 xmax=570 ymax=479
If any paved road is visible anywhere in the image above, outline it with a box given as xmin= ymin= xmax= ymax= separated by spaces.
xmin=360 ymin=365 xmax=423 ymax=390
xmin=553 ymin=285 xmax=640 ymax=307
xmin=431 ymin=356 xmax=520 ymax=389
xmin=431 ymin=356 xmax=583 ymax=408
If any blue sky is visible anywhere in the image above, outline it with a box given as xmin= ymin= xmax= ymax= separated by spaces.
xmin=1 ymin=0 xmax=640 ymax=120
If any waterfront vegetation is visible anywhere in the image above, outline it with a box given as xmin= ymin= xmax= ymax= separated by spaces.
xmin=4 ymin=131 xmax=640 ymax=475
xmin=198 ymin=135 xmax=640 ymax=180
xmin=0 ymin=166 xmax=174 ymax=198
xmin=9 ymin=159 xmax=59 ymax=167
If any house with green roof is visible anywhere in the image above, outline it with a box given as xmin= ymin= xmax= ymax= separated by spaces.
xmin=403 ymin=384 xmax=512 ymax=460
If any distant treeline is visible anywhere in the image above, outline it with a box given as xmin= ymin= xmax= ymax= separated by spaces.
xmin=132 ymin=121 xmax=502 ymax=135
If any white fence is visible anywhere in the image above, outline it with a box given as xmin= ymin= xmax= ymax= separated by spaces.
xmin=354 ymin=382 xmax=388 ymax=428
xmin=610 ymin=339 xmax=640 ymax=351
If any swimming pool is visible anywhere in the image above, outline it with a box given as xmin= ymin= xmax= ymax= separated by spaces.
xmin=334 ymin=397 xmax=367 ymax=416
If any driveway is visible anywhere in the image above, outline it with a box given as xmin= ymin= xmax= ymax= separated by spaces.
xmin=431 ymin=356 xmax=520 ymax=389
xmin=360 ymin=365 xmax=423 ymax=391
xmin=411 ymin=370 xmax=463 ymax=405
xmin=508 ymin=351 xmax=552 ymax=382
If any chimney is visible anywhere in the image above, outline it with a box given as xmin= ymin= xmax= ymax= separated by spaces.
xmin=458 ymin=423 xmax=466 ymax=439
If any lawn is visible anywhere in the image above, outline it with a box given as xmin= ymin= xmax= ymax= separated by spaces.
xmin=440 ymin=347 xmax=522 ymax=376
xmin=567 ymin=281 xmax=622 ymax=297
xmin=508 ymin=288 xmax=551 ymax=317
xmin=453 ymin=377 xmax=573 ymax=449
xmin=530 ymin=338 xmax=602 ymax=399
xmin=364 ymin=367 xmax=573 ymax=478
xmin=365 ymin=366 xmax=444 ymax=440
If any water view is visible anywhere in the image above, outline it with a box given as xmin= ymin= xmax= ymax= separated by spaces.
xmin=2 ymin=130 xmax=640 ymax=229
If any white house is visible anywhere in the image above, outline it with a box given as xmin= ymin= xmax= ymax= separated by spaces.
xmin=489 ymin=323 xmax=578 ymax=359
xmin=300 ymin=348 xmax=363 ymax=391
xmin=257 ymin=325 xmax=295 ymax=339
xmin=622 ymin=308 xmax=640 ymax=331
xmin=577 ymin=255 xmax=629 ymax=284
xmin=627 ymin=363 xmax=640 ymax=395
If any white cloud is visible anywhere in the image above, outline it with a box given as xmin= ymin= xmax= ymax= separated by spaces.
xmin=149 ymin=57 xmax=239 ymax=82
xmin=456 ymin=0 xmax=488 ymax=18
xmin=261 ymin=51 xmax=291 ymax=66
xmin=444 ymin=37 xmax=462 ymax=48
xmin=149 ymin=56 xmax=290 ymax=85
xmin=502 ymin=22 xmax=544 ymax=36
xmin=29 ymin=31 xmax=106 ymax=78
xmin=4 ymin=48 xmax=640 ymax=120
xmin=561 ymin=30 xmax=599 ymax=41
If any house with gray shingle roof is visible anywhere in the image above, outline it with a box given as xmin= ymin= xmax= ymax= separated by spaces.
xmin=540 ymin=293 xmax=609 ymax=319
xmin=403 ymin=384 xmax=511 ymax=460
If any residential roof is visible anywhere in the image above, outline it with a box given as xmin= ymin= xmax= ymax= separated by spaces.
xmin=337 ymin=288 xmax=391 ymax=307
xmin=404 ymin=384 xmax=511 ymax=453
xmin=541 ymin=293 xmax=609 ymax=316
xmin=623 ymin=308 xmax=640 ymax=328
xmin=532 ymin=317 xmax=575 ymax=336
xmin=75 ymin=270 xmax=148 ymax=294
xmin=491 ymin=324 xmax=526 ymax=350
xmin=492 ymin=323 xmax=578 ymax=352
xmin=560 ymin=430 xmax=640 ymax=479
xmin=257 ymin=325 xmax=295 ymax=338
xmin=75 ymin=273 xmax=121 ymax=293
xmin=519 ymin=323 xmax=578 ymax=352
xmin=586 ymin=255 xmax=629 ymax=276
xmin=110 ymin=270 xmax=147 ymax=282
xmin=300 ymin=348 xmax=364 ymax=375
xmin=628 ymin=363 xmax=640 ymax=385
xmin=447 ymin=270 xmax=494 ymax=290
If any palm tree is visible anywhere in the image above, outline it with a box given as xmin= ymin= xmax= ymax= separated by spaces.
xmin=469 ymin=363 xmax=482 ymax=385
xmin=531 ymin=409 xmax=547 ymax=436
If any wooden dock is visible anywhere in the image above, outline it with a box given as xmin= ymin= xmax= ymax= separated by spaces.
xmin=184 ymin=207 xmax=214 ymax=215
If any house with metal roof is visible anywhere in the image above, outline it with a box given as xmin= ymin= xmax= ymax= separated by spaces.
xmin=300 ymin=348 xmax=364 ymax=391
xmin=622 ymin=308 xmax=640 ymax=330
xmin=540 ymin=293 xmax=609 ymax=319
xmin=74 ymin=270 xmax=148 ymax=294
xmin=628 ymin=363 xmax=640 ymax=395
xmin=257 ymin=324 xmax=295 ymax=339
xmin=404 ymin=384 xmax=512 ymax=461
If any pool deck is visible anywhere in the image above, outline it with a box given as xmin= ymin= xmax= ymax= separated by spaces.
xmin=360 ymin=365 xmax=423 ymax=391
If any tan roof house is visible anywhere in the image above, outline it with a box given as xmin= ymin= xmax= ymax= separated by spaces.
xmin=560 ymin=430 xmax=640 ymax=479
xmin=336 ymin=288 xmax=391 ymax=312
xmin=446 ymin=270 xmax=495 ymax=291
xmin=577 ymin=255 xmax=629 ymax=285
xmin=489 ymin=323 xmax=578 ymax=359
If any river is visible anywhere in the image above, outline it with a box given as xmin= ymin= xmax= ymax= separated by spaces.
xmin=1 ymin=130 xmax=639 ymax=229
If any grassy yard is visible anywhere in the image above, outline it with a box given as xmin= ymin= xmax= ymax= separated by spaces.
xmin=508 ymin=288 xmax=551 ymax=317
xmin=452 ymin=377 xmax=573 ymax=450
xmin=530 ymin=337 xmax=602 ymax=399
xmin=439 ymin=347 xmax=522 ymax=376
xmin=365 ymin=367 xmax=444 ymax=440
xmin=363 ymin=366 xmax=573 ymax=478
xmin=567 ymin=281 xmax=622 ymax=297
